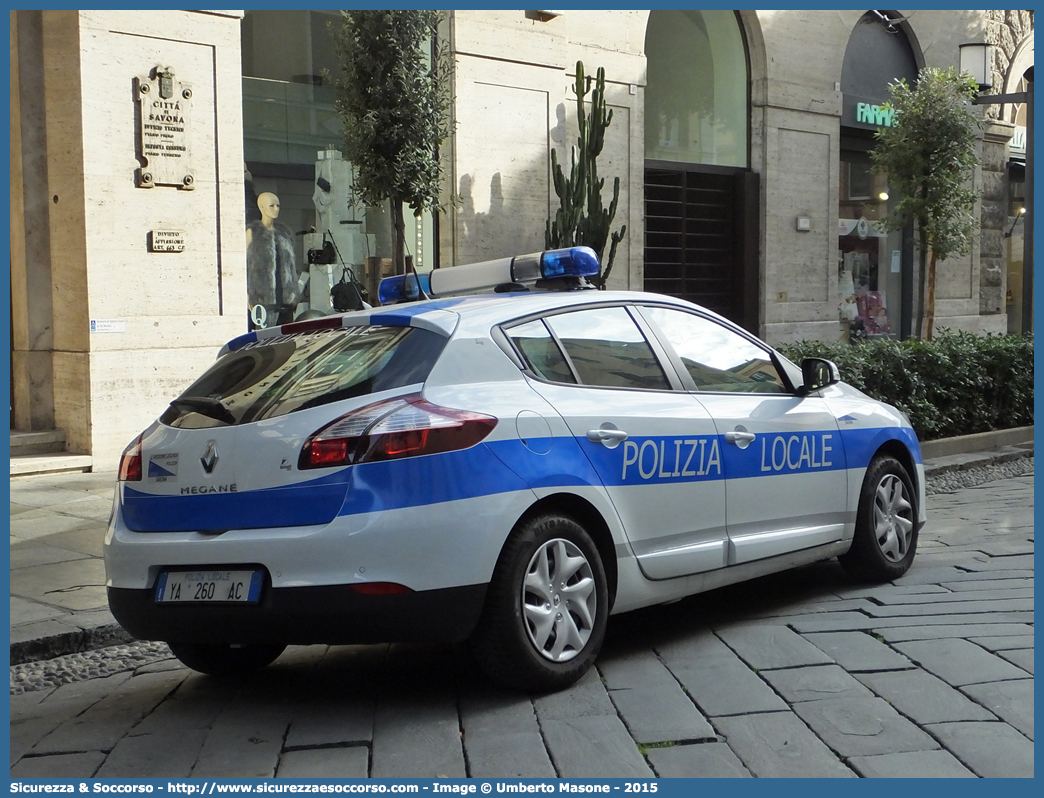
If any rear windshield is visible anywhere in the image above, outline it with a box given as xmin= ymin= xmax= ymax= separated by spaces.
xmin=160 ymin=326 xmax=447 ymax=429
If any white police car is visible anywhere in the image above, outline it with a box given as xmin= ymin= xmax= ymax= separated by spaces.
xmin=104 ymin=247 xmax=925 ymax=691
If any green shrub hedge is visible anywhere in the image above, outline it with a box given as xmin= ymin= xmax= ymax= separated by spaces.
xmin=777 ymin=331 xmax=1034 ymax=441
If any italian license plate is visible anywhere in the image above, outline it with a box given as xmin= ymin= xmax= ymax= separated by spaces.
xmin=155 ymin=569 xmax=262 ymax=604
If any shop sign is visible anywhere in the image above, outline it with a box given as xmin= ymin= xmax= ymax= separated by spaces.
xmin=855 ymin=102 xmax=895 ymax=127
xmin=149 ymin=230 xmax=186 ymax=252
xmin=137 ymin=66 xmax=194 ymax=189
xmin=838 ymin=218 xmax=885 ymax=238
xmin=843 ymin=93 xmax=896 ymax=131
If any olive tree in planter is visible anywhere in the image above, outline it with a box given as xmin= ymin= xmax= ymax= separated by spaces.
xmin=545 ymin=61 xmax=627 ymax=288
xmin=871 ymin=67 xmax=980 ymax=340
xmin=332 ymin=10 xmax=452 ymax=277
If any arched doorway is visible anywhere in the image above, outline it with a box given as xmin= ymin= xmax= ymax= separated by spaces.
xmin=643 ymin=10 xmax=759 ymax=331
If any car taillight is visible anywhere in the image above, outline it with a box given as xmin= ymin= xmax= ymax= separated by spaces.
xmin=118 ymin=434 xmax=143 ymax=481
xmin=299 ymin=393 xmax=497 ymax=470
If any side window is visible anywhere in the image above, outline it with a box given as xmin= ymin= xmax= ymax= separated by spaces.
xmin=506 ymin=320 xmax=576 ymax=384
xmin=643 ymin=307 xmax=787 ymax=393
xmin=544 ymin=307 xmax=670 ymax=390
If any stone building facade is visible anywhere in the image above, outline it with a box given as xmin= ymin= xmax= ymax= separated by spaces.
xmin=982 ymin=10 xmax=1034 ymax=332
xmin=9 ymin=9 xmax=1033 ymax=468
xmin=10 ymin=10 xmax=247 ymax=468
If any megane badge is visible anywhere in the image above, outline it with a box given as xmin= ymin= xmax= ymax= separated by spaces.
xmin=201 ymin=441 xmax=219 ymax=474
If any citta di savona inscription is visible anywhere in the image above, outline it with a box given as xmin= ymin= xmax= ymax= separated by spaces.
xmin=137 ymin=66 xmax=194 ymax=190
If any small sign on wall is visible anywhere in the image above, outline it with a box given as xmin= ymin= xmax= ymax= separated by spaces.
xmin=90 ymin=319 xmax=127 ymax=333
xmin=149 ymin=230 xmax=186 ymax=252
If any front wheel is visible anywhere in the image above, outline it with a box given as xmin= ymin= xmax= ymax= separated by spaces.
xmin=167 ymin=642 xmax=286 ymax=676
xmin=839 ymin=455 xmax=918 ymax=582
xmin=472 ymin=514 xmax=608 ymax=692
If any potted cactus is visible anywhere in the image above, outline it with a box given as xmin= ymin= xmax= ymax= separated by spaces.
xmin=545 ymin=61 xmax=627 ymax=289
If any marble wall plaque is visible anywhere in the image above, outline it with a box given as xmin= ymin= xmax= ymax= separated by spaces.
xmin=148 ymin=230 xmax=186 ymax=252
xmin=137 ymin=66 xmax=194 ymax=189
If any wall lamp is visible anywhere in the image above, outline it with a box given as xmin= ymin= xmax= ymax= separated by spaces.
xmin=1005 ymin=207 xmax=1027 ymax=238
xmin=959 ymin=42 xmax=994 ymax=91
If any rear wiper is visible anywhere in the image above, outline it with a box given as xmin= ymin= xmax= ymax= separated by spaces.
xmin=169 ymin=396 xmax=236 ymax=425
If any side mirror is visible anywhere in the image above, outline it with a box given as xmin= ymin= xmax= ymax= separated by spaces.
xmin=798 ymin=358 xmax=841 ymax=396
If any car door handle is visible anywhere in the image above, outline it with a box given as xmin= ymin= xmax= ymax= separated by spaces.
xmin=587 ymin=428 xmax=629 ymax=447
xmin=724 ymin=431 xmax=756 ymax=448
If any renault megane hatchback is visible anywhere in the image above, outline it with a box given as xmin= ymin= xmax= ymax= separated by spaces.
xmin=105 ymin=247 xmax=924 ymax=691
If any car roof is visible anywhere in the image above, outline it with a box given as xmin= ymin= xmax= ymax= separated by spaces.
xmin=406 ymin=289 xmax=748 ymax=341
xmin=385 ymin=288 xmax=739 ymax=330
xmin=222 ymin=290 xmax=744 ymax=355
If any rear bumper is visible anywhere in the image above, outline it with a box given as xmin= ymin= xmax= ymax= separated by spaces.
xmin=108 ymin=582 xmax=487 ymax=646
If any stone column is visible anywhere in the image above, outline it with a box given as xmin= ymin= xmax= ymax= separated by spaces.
xmin=10 ymin=10 xmax=58 ymax=433
xmin=979 ymin=120 xmax=1015 ymax=317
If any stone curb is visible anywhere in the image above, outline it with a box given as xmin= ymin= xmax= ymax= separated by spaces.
xmin=11 ymin=623 xmax=133 ymax=667
xmin=919 ymin=425 xmax=1033 ymax=460
xmin=923 ymin=444 xmax=1034 ymax=477
xmin=10 ymin=453 xmax=94 ymax=477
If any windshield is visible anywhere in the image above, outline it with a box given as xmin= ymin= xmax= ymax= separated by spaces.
xmin=160 ymin=326 xmax=447 ymax=429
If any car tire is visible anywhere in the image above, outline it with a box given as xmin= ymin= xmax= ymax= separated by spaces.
xmin=167 ymin=642 xmax=286 ymax=677
xmin=839 ymin=455 xmax=918 ymax=582
xmin=472 ymin=513 xmax=608 ymax=693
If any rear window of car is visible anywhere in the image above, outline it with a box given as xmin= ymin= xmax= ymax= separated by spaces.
xmin=160 ymin=326 xmax=447 ymax=429
xmin=506 ymin=320 xmax=577 ymax=384
xmin=505 ymin=306 xmax=669 ymax=391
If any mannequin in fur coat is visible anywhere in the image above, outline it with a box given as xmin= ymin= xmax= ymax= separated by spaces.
xmin=246 ymin=192 xmax=299 ymax=324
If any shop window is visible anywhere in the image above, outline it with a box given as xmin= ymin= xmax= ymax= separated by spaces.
xmin=1005 ymin=76 xmax=1028 ymax=333
xmin=644 ymin=10 xmax=747 ymax=167
xmin=242 ymin=10 xmax=342 ymax=167
xmin=838 ymin=148 xmax=902 ymax=337
xmin=241 ymin=10 xmax=435 ymax=329
xmin=1006 ymin=164 xmax=1027 ymax=333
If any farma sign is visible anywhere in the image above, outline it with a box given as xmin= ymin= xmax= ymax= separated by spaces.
xmin=855 ymin=102 xmax=895 ymax=127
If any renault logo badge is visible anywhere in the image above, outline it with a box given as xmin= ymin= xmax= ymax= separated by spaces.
xmin=201 ymin=441 xmax=219 ymax=474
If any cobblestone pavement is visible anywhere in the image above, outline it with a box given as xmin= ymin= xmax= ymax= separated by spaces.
xmin=10 ymin=473 xmax=1033 ymax=778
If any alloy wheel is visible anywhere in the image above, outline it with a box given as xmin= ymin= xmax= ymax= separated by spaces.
xmin=521 ymin=538 xmax=598 ymax=662
xmin=873 ymin=473 xmax=914 ymax=562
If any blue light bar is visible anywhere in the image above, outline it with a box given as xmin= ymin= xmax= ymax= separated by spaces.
xmin=378 ymin=247 xmax=601 ymax=304
xmin=378 ymin=273 xmax=431 ymax=305
xmin=539 ymin=246 xmax=599 ymax=279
